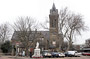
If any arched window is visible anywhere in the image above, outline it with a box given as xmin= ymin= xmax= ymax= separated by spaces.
xmin=54 ymin=19 xmax=56 ymax=27
xmin=51 ymin=19 xmax=57 ymax=27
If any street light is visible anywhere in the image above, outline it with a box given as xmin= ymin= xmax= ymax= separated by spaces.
xmin=16 ymin=43 xmax=19 ymax=57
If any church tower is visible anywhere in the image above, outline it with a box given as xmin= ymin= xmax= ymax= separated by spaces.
xmin=49 ymin=3 xmax=59 ymax=51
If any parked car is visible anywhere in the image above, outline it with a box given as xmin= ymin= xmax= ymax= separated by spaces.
xmin=65 ymin=51 xmax=75 ymax=57
xmin=82 ymin=52 xmax=90 ymax=56
xmin=42 ymin=50 xmax=52 ymax=58
xmin=65 ymin=51 xmax=80 ymax=57
xmin=51 ymin=52 xmax=65 ymax=58
xmin=51 ymin=52 xmax=60 ymax=58
xmin=74 ymin=52 xmax=81 ymax=57
xmin=59 ymin=52 xmax=65 ymax=57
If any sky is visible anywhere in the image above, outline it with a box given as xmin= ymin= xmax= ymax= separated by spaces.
xmin=0 ymin=0 xmax=90 ymax=44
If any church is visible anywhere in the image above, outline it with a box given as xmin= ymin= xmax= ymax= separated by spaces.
xmin=11 ymin=3 xmax=63 ymax=54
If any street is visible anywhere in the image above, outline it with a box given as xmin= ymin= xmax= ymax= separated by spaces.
xmin=0 ymin=55 xmax=90 ymax=59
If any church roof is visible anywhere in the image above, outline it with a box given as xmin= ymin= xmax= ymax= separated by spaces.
xmin=11 ymin=31 xmax=50 ymax=41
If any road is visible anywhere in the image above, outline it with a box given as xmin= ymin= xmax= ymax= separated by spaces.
xmin=0 ymin=55 xmax=90 ymax=59
xmin=63 ymin=56 xmax=90 ymax=59
xmin=47 ymin=56 xmax=90 ymax=59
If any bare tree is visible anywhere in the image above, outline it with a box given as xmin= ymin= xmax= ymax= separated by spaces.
xmin=59 ymin=8 xmax=87 ymax=50
xmin=13 ymin=16 xmax=37 ymax=56
xmin=61 ymin=42 xmax=68 ymax=51
xmin=40 ymin=7 xmax=87 ymax=51
xmin=0 ymin=23 xmax=10 ymax=43
xmin=40 ymin=18 xmax=49 ymax=30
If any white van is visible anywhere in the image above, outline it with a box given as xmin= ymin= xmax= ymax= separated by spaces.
xmin=65 ymin=51 xmax=77 ymax=57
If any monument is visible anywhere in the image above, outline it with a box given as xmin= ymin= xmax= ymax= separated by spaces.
xmin=32 ymin=42 xmax=42 ymax=58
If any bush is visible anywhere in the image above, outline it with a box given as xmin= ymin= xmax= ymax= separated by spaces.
xmin=1 ymin=41 xmax=12 ymax=53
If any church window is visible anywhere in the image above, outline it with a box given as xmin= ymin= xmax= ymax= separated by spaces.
xmin=51 ymin=20 xmax=54 ymax=27
xmin=52 ymin=41 xmax=56 ymax=46
xmin=51 ymin=19 xmax=56 ymax=27
xmin=54 ymin=19 xmax=56 ymax=27
xmin=39 ymin=38 xmax=44 ymax=41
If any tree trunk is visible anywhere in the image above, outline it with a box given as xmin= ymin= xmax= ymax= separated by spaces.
xmin=26 ymin=46 xmax=29 ymax=57
xmin=67 ymin=39 xmax=72 ymax=51
xmin=69 ymin=41 xmax=72 ymax=50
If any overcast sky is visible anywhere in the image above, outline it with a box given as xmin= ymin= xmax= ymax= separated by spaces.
xmin=0 ymin=0 xmax=90 ymax=44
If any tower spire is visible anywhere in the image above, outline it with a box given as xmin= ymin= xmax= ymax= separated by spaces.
xmin=52 ymin=3 xmax=56 ymax=11
xmin=50 ymin=2 xmax=58 ymax=14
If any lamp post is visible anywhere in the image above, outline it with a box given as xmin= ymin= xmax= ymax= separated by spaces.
xmin=12 ymin=44 xmax=14 ymax=56
xmin=16 ymin=43 xmax=19 ymax=57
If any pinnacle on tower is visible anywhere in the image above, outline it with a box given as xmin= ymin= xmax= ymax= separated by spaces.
xmin=50 ymin=3 xmax=58 ymax=14
xmin=52 ymin=3 xmax=56 ymax=11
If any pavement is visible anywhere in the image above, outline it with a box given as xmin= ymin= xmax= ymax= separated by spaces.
xmin=0 ymin=55 xmax=90 ymax=59
xmin=0 ymin=55 xmax=29 ymax=59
